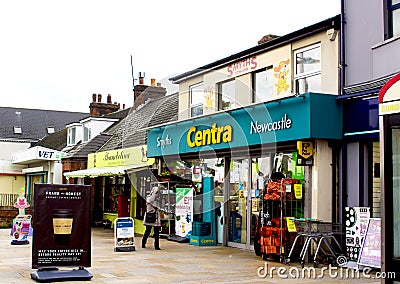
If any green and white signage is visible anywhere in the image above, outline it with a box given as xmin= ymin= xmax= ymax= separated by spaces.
xmin=147 ymin=93 xmax=342 ymax=157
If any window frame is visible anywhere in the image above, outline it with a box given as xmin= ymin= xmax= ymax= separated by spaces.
xmin=252 ymin=66 xmax=274 ymax=103
xmin=67 ymin=127 xmax=76 ymax=145
xmin=189 ymin=82 xmax=204 ymax=118
xmin=83 ymin=126 xmax=91 ymax=142
xmin=293 ymin=43 xmax=321 ymax=94
xmin=388 ymin=0 xmax=400 ymax=38
xmin=218 ymin=79 xmax=236 ymax=110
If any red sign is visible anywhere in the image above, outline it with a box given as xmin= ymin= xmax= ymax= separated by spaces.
xmin=227 ymin=56 xmax=257 ymax=77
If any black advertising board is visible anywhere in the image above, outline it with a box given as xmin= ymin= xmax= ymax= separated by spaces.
xmin=357 ymin=218 xmax=381 ymax=268
xmin=32 ymin=184 xmax=91 ymax=269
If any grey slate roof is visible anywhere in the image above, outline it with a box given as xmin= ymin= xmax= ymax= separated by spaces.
xmin=100 ymin=94 xmax=178 ymax=151
xmin=63 ymin=134 xmax=112 ymax=159
xmin=0 ymin=107 xmax=88 ymax=141
xmin=35 ymin=128 xmax=68 ymax=151
xmin=103 ymin=107 xmax=131 ymax=120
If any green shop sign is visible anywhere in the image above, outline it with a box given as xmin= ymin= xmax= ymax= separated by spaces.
xmin=147 ymin=93 xmax=342 ymax=157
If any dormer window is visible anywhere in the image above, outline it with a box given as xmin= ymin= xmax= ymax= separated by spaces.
xmin=67 ymin=127 xmax=76 ymax=145
xmin=14 ymin=126 xmax=22 ymax=134
xmin=83 ymin=126 xmax=91 ymax=142
xmin=47 ymin=127 xmax=55 ymax=134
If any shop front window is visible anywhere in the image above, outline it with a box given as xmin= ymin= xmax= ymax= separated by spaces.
xmin=253 ymin=67 xmax=274 ymax=103
xmin=190 ymin=83 xmax=204 ymax=117
xmin=229 ymin=158 xmax=248 ymax=244
xmin=218 ymin=79 xmax=236 ymax=110
xmin=389 ymin=0 xmax=400 ymax=38
xmin=294 ymin=44 xmax=321 ymax=94
xmin=391 ymin=127 xmax=400 ymax=257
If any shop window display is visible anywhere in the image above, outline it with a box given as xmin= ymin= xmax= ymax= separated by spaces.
xmin=254 ymin=152 xmax=305 ymax=261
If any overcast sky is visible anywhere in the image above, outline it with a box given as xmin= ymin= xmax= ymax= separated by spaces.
xmin=0 ymin=1 xmax=340 ymax=113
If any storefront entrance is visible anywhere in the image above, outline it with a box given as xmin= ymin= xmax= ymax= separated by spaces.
xmin=228 ymin=158 xmax=248 ymax=248
xmin=382 ymin=115 xmax=400 ymax=277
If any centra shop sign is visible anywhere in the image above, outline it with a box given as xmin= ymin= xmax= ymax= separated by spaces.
xmin=187 ymin=123 xmax=232 ymax=148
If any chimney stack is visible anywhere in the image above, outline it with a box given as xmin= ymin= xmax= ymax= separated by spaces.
xmin=258 ymin=34 xmax=279 ymax=45
xmin=138 ymin=72 xmax=145 ymax=85
xmin=133 ymin=78 xmax=167 ymax=110
xmin=90 ymin=93 xmax=119 ymax=116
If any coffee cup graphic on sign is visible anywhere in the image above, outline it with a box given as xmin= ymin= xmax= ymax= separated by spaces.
xmin=52 ymin=209 xmax=74 ymax=245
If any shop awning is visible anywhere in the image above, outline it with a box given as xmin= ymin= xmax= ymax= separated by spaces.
xmin=63 ymin=164 xmax=149 ymax=178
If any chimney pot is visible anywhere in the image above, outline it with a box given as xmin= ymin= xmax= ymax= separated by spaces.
xmin=98 ymin=94 xmax=102 ymax=103
xmin=139 ymin=77 xmax=144 ymax=85
xmin=151 ymin=78 xmax=156 ymax=86
xmin=92 ymin=93 xmax=97 ymax=102
xmin=157 ymin=82 xmax=161 ymax=87
xmin=107 ymin=94 xmax=112 ymax=104
xmin=123 ymin=103 xmax=125 ymax=109
xmin=118 ymin=103 xmax=120 ymax=109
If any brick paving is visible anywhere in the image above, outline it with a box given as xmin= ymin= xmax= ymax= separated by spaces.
xmin=0 ymin=228 xmax=381 ymax=283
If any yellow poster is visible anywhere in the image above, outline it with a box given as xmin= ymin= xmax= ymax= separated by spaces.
xmin=294 ymin=184 xmax=303 ymax=199
xmin=286 ymin=217 xmax=297 ymax=233
xmin=87 ymin=145 xmax=155 ymax=168
xmin=297 ymin=141 xmax=313 ymax=159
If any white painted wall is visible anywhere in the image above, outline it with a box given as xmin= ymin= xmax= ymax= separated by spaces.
xmin=311 ymin=139 xmax=333 ymax=221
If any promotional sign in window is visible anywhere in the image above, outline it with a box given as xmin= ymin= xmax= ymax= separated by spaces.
xmin=32 ymin=184 xmax=91 ymax=269
xmin=175 ymin=187 xmax=193 ymax=238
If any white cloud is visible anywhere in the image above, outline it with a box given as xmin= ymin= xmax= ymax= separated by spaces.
xmin=0 ymin=0 xmax=340 ymax=112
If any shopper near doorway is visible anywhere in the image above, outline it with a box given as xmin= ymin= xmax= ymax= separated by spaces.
xmin=142 ymin=186 xmax=161 ymax=250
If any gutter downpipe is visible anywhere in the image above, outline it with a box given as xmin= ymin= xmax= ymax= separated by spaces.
xmin=339 ymin=0 xmax=348 ymax=247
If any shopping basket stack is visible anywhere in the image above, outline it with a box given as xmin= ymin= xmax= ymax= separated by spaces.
xmin=284 ymin=218 xmax=345 ymax=268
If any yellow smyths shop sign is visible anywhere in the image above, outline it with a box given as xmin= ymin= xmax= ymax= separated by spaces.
xmin=87 ymin=146 xmax=154 ymax=168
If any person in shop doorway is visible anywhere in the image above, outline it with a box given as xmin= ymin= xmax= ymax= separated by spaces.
xmin=142 ymin=186 xmax=161 ymax=250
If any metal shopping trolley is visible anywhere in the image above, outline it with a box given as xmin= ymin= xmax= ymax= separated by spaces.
xmin=284 ymin=219 xmax=344 ymax=268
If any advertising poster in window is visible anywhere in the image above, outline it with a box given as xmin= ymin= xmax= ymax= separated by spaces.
xmin=175 ymin=187 xmax=193 ymax=238
xmin=32 ymin=184 xmax=91 ymax=269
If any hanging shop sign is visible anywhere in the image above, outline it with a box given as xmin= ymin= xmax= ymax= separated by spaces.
xmin=87 ymin=145 xmax=154 ymax=168
xmin=32 ymin=184 xmax=91 ymax=269
xmin=147 ymin=93 xmax=342 ymax=157
xmin=11 ymin=146 xmax=66 ymax=164
xmin=296 ymin=141 xmax=314 ymax=166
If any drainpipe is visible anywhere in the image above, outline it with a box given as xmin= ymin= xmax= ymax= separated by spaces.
xmin=340 ymin=0 xmax=346 ymax=97
xmin=48 ymin=161 xmax=51 ymax=184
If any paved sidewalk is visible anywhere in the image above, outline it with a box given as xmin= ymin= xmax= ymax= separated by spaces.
xmin=0 ymin=228 xmax=381 ymax=283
